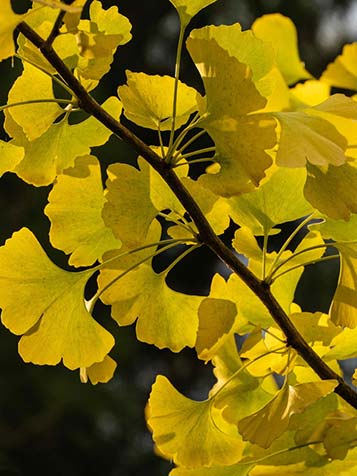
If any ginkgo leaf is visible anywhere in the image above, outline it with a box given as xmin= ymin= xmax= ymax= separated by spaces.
xmin=45 ymin=155 xmax=121 ymax=267
xmin=118 ymin=72 xmax=200 ymax=130
xmin=321 ymin=43 xmax=357 ymax=90
xmin=290 ymin=80 xmax=330 ymax=108
xmin=103 ymin=155 xmax=188 ymax=248
xmin=11 ymin=96 xmax=121 ymax=186
xmin=274 ymin=111 xmax=347 ymax=167
xmin=227 ymin=167 xmax=313 ymax=236
xmin=31 ymin=0 xmax=82 ymax=12
xmin=147 ymin=375 xmax=244 ymax=468
xmin=195 ymin=298 xmax=237 ymax=361
xmin=316 ymin=213 xmax=357 ymax=242
xmin=322 ymin=414 xmax=357 ymax=460
xmin=0 ymin=141 xmax=24 ymax=177
xmin=238 ymin=381 xmax=337 ymax=448
xmin=290 ymin=312 xmax=340 ymax=350
xmin=187 ymin=30 xmax=277 ymax=196
xmin=169 ymin=0 xmax=218 ymax=26
xmin=0 ymin=228 xmax=114 ymax=370
xmin=304 ymin=162 xmax=357 ymax=220
xmin=7 ymin=62 xmax=63 ymax=140
xmin=86 ymin=355 xmax=117 ymax=385
xmin=330 ymin=243 xmax=357 ymax=328
xmin=0 ymin=0 xmax=27 ymax=61
xmin=252 ymin=14 xmax=311 ymax=85
xmin=75 ymin=1 xmax=132 ymax=80
xmin=170 ymin=463 xmax=253 ymax=476
xmin=97 ymin=221 xmax=201 ymax=352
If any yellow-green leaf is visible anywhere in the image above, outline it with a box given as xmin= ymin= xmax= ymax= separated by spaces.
xmin=169 ymin=0 xmax=218 ymax=26
xmin=321 ymin=43 xmax=357 ymax=90
xmin=45 ymin=155 xmax=121 ymax=267
xmin=227 ymin=167 xmax=313 ymax=236
xmin=32 ymin=0 xmax=82 ymax=12
xmin=11 ymin=96 xmax=121 ymax=186
xmin=170 ymin=464 xmax=253 ymax=476
xmin=252 ymin=14 xmax=311 ymax=85
xmin=330 ymin=243 xmax=357 ymax=328
xmin=0 ymin=0 xmax=27 ymax=61
xmin=0 ymin=228 xmax=114 ymax=370
xmin=118 ymin=71 xmax=200 ymax=130
xmin=304 ymin=162 xmax=357 ymax=220
xmin=7 ymin=62 xmax=63 ymax=140
xmin=238 ymin=381 xmax=337 ymax=448
xmin=147 ymin=375 xmax=244 ymax=467
xmin=0 ymin=141 xmax=24 ymax=177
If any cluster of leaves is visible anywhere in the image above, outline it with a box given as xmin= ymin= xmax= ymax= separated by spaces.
xmin=2 ymin=0 xmax=357 ymax=474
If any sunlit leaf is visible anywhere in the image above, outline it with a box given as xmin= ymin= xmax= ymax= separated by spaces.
xmin=0 ymin=141 xmax=24 ymax=177
xmin=252 ymin=14 xmax=311 ymax=85
xmin=0 ymin=228 xmax=114 ymax=370
xmin=330 ymin=243 xmax=357 ymax=328
xmin=147 ymin=375 xmax=244 ymax=467
xmin=98 ymin=222 xmax=201 ymax=351
xmin=304 ymin=162 xmax=357 ymax=220
xmin=11 ymin=96 xmax=121 ymax=186
xmin=118 ymin=71 xmax=200 ymax=130
xmin=290 ymin=80 xmax=330 ymax=108
xmin=315 ymin=214 xmax=357 ymax=242
xmin=321 ymin=43 xmax=357 ymax=90
xmin=45 ymin=155 xmax=121 ymax=267
xmin=7 ymin=62 xmax=63 ymax=140
xmin=227 ymin=167 xmax=313 ymax=236
xmin=31 ymin=0 xmax=82 ymax=12
xmin=170 ymin=464 xmax=253 ymax=476
xmin=238 ymin=381 xmax=337 ymax=448
xmin=169 ymin=0 xmax=218 ymax=26
xmin=86 ymin=355 xmax=117 ymax=385
xmin=0 ymin=0 xmax=27 ymax=61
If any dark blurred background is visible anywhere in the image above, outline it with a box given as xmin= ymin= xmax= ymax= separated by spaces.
xmin=0 ymin=1 xmax=355 ymax=474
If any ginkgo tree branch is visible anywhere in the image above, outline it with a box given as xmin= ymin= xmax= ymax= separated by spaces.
xmin=16 ymin=21 xmax=357 ymax=409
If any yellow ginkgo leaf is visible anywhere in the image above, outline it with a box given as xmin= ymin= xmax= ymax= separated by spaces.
xmin=0 ymin=228 xmax=114 ymax=370
xmin=227 ymin=167 xmax=313 ymax=236
xmin=321 ymin=43 xmax=357 ymax=90
xmin=290 ymin=80 xmax=330 ymax=108
xmin=45 ymin=155 xmax=121 ymax=267
xmin=169 ymin=0 xmax=218 ymax=26
xmin=85 ymin=355 xmax=117 ymax=385
xmin=304 ymin=162 xmax=357 ymax=220
xmin=316 ymin=213 xmax=357 ymax=242
xmin=31 ymin=0 xmax=82 ymax=12
xmin=118 ymin=71 xmax=200 ymax=130
xmin=11 ymin=96 xmax=121 ymax=186
xmin=238 ymin=381 xmax=337 ymax=448
xmin=274 ymin=111 xmax=347 ymax=167
xmin=330 ymin=243 xmax=357 ymax=328
xmin=7 ymin=63 xmax=63 ymax=140
xmin=0 ymin=141 xmax=24 ymax=177
xmin=252 ymin=14 xmax=311 ymax=85
xmin=0 ymin=0 xmax=27 ymax=61
xmin=147 ymin=375 xmax=244 ymax=467
xmin=170 ymin=463 xmax=253 ymax=476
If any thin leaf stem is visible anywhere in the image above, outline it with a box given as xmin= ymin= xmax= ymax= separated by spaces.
xmin=167 ymin=23 xmax=186 ymax=155
xmin=262 ymin=232 xmax=269 ymax=279
xmin=179 ymin=146 xmax=216 ymax=160
xmin=88 ymin=241 xmax=184 ymax=313
xmin=166 ymin=112 xmax=202 ymax=162
xmin=0 ymin=98 xmax=73 ymax=112
xmin=159 ymin=243 xmax=201 ymax=277
xmin=173 ymin=129 xmax=206 ymax=157
xmin=271 ymin=254 xmax=339 ymax=282
xmin=158 ymin=122 xmax=165 ymax=159
xmin=172 ymin=157 xmax=216 ymax=168
xmin=158 ymin=212 xmax=196 ymax=236
xmin=266 ymin=214 xmax=316 ymax=281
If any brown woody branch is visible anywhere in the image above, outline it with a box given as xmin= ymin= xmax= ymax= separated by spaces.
xmin=16 ymin=21 xmax=357 ymax=409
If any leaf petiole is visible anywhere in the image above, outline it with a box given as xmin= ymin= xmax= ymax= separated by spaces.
xmin=270 ymin=254 xmax=339 ymax=283
xmin=0 ymin=98 xmax=74 ymax=112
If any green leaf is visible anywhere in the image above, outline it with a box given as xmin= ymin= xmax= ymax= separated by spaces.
xmin=227 ymin=167 xmax=313 ymax=236
xmin=238 ymin=381 xmax=337 ymax=448
xmin=118 ymin=71 xmax=200 ymax=130
xmin=252 ymin=14 xmax=311 ymax=85
xmin=321 ymin=43 xmax=357 ymax=90
xmin=169 ymin=0 xmax=218 ymax=26
xmin=45 ymin=155 xmax=121 ymax=267
xmin=0 ymin=141 xmax=24 ymax=177
xmin=147 ymin=375 xmax=244 ymax=467
xmin=0 ymin=228 xmax=114 ymax=370
xmin=330 ymin=243 xmax=357 ymax=328
xmin=7 ymin=62 xmax=63 ymax=140
xmin=315 ymin=213 xmax=357 ymax=242
xmin=170 ymin=464 xmax=253 ymax=476
xmin=304 ymin=162 xmax=357 ymax=220
xmin=11 ymin=96 xmax=121 ymax=186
